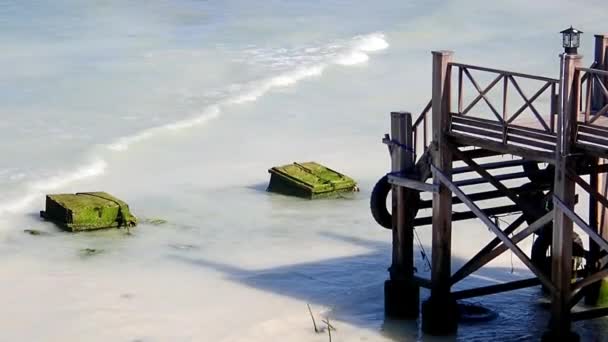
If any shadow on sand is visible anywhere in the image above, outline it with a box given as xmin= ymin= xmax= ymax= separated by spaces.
xmin=170 ymin=232 xmax=561 ymax=341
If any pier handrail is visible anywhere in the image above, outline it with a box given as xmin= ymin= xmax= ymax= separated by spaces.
xmin=412 ymin=99 xmax=432 ymax=156
xmin=577 ymin=66 xmax=608 ymax=124
xmin=449 ymin=62 xmax=559 ymax=148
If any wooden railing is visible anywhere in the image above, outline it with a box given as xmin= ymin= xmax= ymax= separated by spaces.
xmin=450 ymin=63 xmax=559 ymax=132
xmin=448 ymin=63 xmax=559 ymax=153
xmin=575 ymin=65 xmax=608 ymax=151
xmin=412 ymin=99 xmax=431 ymax=157
xmin=578 ymin=66 xmax=608 ymax=124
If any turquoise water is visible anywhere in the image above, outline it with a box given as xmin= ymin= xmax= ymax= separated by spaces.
xmin=1 ymin=1 xmax=608 ymax=340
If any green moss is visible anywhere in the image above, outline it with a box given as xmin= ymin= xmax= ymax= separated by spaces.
xmin=267 ymin=162 xmax=358 ymax=199
xmin=41 ymin=192 xmax=137 ymax=232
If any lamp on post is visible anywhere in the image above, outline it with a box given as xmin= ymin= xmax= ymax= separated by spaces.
xmin=561 ymin=26 xmax=583 ymax=54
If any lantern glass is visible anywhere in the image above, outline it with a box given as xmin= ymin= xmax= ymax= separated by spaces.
xmin=563 ymin=33 xmax=571 ymax=47
xmin=571 ymin=33 xmax=580 ymax=48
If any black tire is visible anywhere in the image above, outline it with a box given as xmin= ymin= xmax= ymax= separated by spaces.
xmin=531 ymin=232 xmax=585 ymax=284
xmin=370 ymin=175 xmax=392 ymax=229
xmin=523 ymin=161 xmax=554 ymax=185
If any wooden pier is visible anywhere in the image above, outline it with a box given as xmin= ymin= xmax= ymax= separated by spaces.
xmin=373 ymin=32 xmax=608 ymax=340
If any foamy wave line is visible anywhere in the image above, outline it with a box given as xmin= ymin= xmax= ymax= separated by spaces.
xmin=0 ymin=33 xmax=389 ymax=216
xmin=0 ymin=159 xmax=107 ymax=215
xmin=106 ymin=32 xmax=389 ymax=152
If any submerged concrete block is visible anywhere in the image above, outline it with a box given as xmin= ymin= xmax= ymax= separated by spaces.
xmin=267 ymin=162 xmax=358 ymax=199
xmin=40 ymin=192 xmax=137 ymax=232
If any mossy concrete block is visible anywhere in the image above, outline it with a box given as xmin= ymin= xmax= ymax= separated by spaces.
xmin=40 ymin=192 xmax=137 ymax=232
xmin=267 ymin=162 xmax=358 ymax=199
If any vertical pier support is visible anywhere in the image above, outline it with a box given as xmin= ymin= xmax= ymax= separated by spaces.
xmin=586 ymin=34 xmax=608 ymax=306
xmin=543 ymin=53 xmax=582 ymax=342
xmin=422 ymin=50 xmax=458 ymax=335
xmin=385 ymin=111 xmax=419 ymax=318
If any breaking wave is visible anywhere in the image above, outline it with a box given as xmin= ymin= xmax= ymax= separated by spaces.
xmin=0 ymin=32 xmax=388 ymax=216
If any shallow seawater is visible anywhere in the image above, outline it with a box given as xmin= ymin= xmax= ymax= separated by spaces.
xmin=2 ymin=1 xmax=608 ymax=341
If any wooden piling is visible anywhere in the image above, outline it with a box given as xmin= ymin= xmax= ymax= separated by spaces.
xmin=385 ymin=112 xmax=419 ymax=319
xmin=545 ymin=53 xmax=582 ymax=342
xmin=422 ymin=50 xmax=458 ymax=335
xmin=586 ymin=35 xmax=608 ymax=306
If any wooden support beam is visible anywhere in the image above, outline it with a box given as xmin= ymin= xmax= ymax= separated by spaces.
xmin=413 ymin=204 xmax=521 ymax=227
xmin=419 ymin=189 xmax=512 ymax=209
xmin=430 ymin=50 xmax=454 ymax=303
xmin=389 ymin=112 xmax=415 ymax=282
xmin=553 ymin=195 xmax=608 ymax=254
xmin=432 ymin=164 xmax=556 ymax=293
xmin=449 ymin=144 xmax=545 ymax=220
xmin=451 ymin=278 xmax=541 ymax=300
xmin=572 ymin=268 xmax=608 ymax=292
xmin=451 ymin=210 xmax=553 ymax=284
xmin=571 ymin=307 xmax=608 ymax=321
xmin=387 ymin=174 xmax=438 ymax=193
xmin=549 ymin=53 xmax=583 ymax=335
xmin=450 ymin=215 xmax=526 ymax=284
xmin=451 ymin=158 xmax=530 ymax=175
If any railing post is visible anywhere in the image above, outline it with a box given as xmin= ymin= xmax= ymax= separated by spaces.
xmin=422 ymin=50 xmax=457 ymax=336
xmin=592 ymin=35 xmax=608 ymax=111
xmin=544 ymin=53 xmax=583 ymax=342
xmin=384 ymin=111 xmax=419 ymax=319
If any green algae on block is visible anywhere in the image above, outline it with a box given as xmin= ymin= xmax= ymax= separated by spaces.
xmin=40 ymin=192 xmax=137 ymax=232
xmin=267 ymin=162 xmax=358 ymax=199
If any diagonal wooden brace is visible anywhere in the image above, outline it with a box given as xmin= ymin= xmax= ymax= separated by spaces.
xmin=432 ymin=164 xmax=557 ymax=293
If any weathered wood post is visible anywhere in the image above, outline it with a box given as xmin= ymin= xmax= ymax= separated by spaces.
xmin=544 ymin=52 xmax=582 ymax=342
xmin=384 ymin=111 xmax=419 ymax=318
xmin=592 ymin=35 xmax=608 ymax=111
xmin=422 ymin=50 xmax=457 ymax=335
xmin=586 ymin=34 xmax=608 ymax=305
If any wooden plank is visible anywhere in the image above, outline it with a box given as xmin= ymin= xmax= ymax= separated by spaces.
xmin=387 ymin=174 xmax=438 ymax=193
xmin=575 ymin=142 xmax=608 ymax=159
xmin=454 ymin=171 xmax=529 ymax=187
xmin=454 ymin=148 xmax=504 ymax=160
xmin=452 ymin=158 xmax=530 ymax=174
xmin=414 ymin=275 xmax=432 ymax=289
xmin=432 ymin=164 xmax=557 ymax=293
xmin=578 ymin=67 xmax=608 ymax=78
xmin=450 ymin=144 xmax=544 ymax=218
xmin=578 ymin=124 xmax=608 ymax=139
xmin=451 ymin=114 xmax=503 ymax=131
xmin=452 ymin=278 xmax=541 ymax=300
xmin=448 ymin=132 xmax=555 ymax=163
xmin=572 ymin=268 xmax=608 ymax=292
xmin=506 ymin=135 xmax=556 ymax=151
xmin=454 ymin=113 xmax=557 ymax=139
xmin=571 ymin=307 xmax=608 ymax=321
xmin=451 ymin=123 xmax=504 ymax=140
xmin=450 ymin=62 xmax=559 ymax=83
xmin=508 ymin=126 xmax=557 ymax=143
xmin=419 ymin=189 xmax=510 ymax=209
xmin=413 ymin=204 xmax=521 ymax=227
